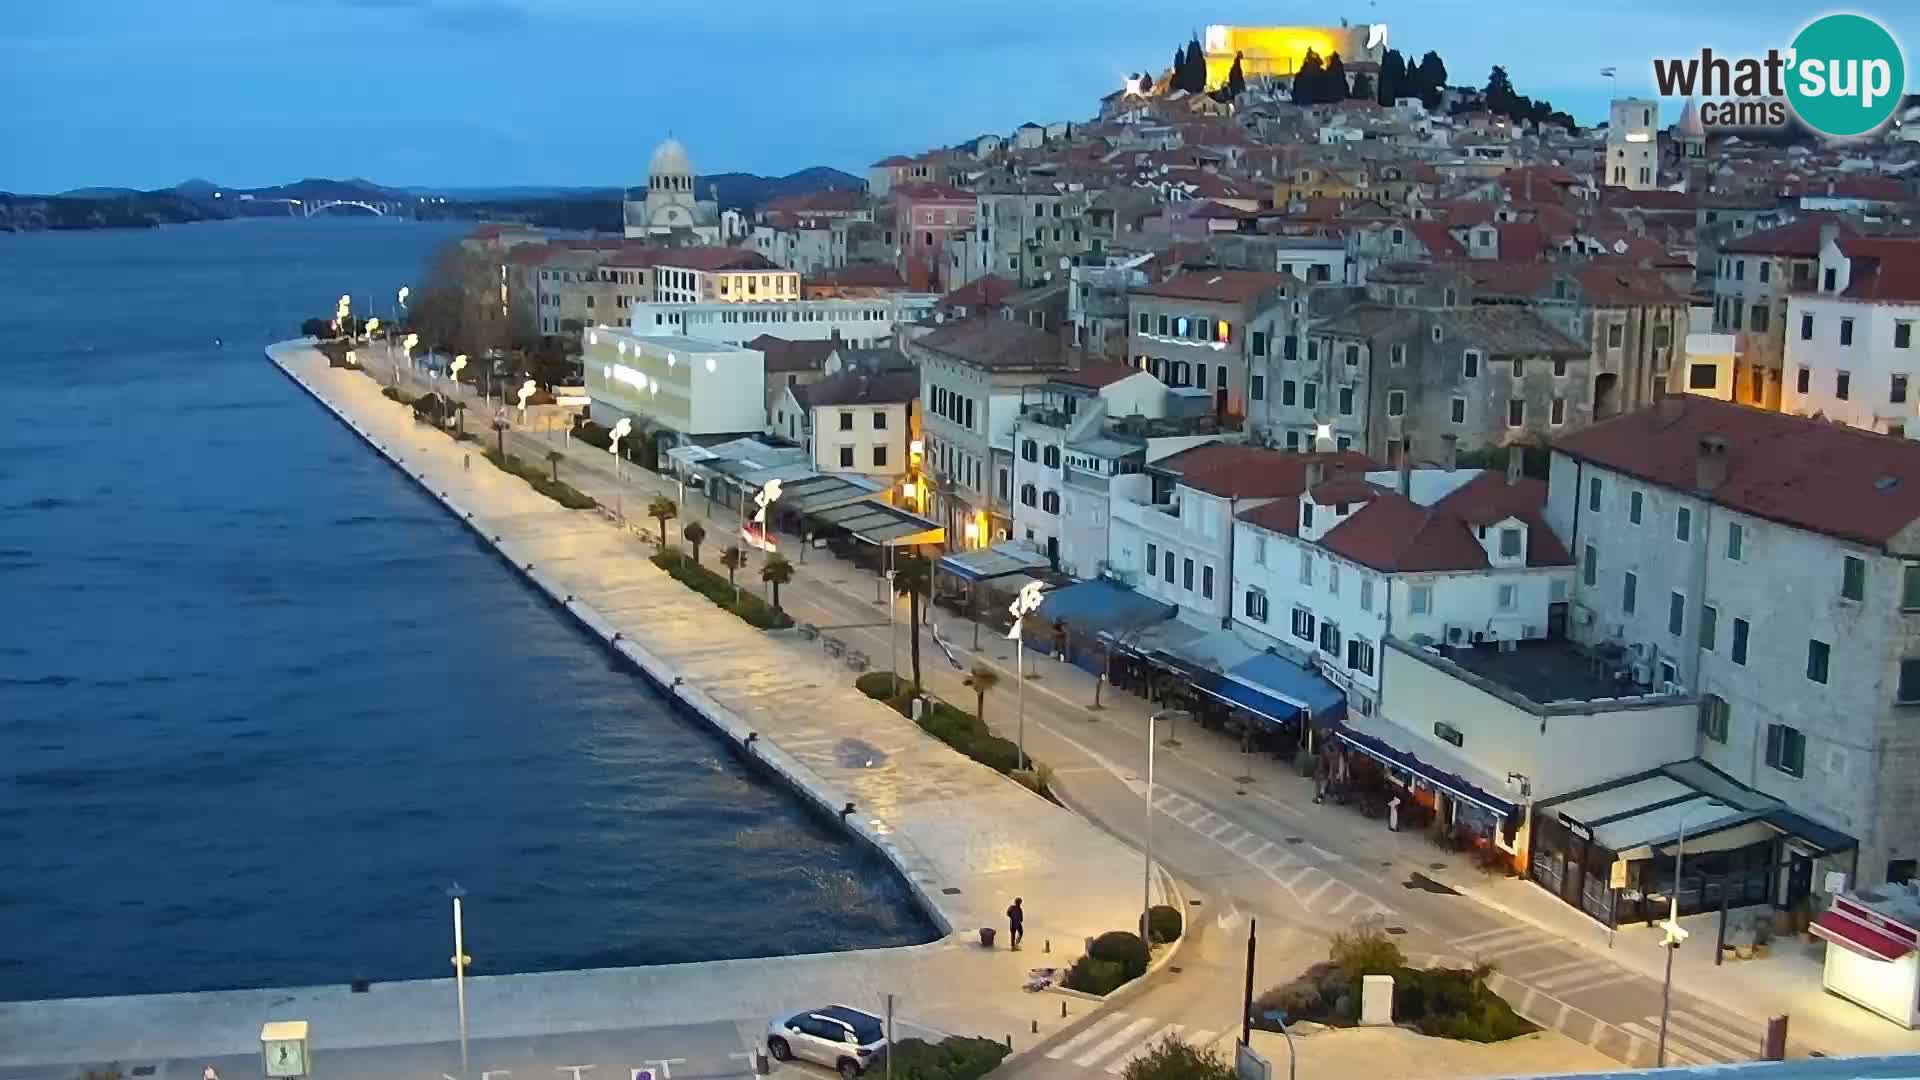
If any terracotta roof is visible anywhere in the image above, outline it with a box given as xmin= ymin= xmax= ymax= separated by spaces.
xmin=1317 ymin=305 xmax=1420 ymax=340
xmin=1553 ymin=396 xmax=1920 ymax=549
xmin=1190 ymin=200 xmax=1258 ymax=220
xmin=1238 ymin=497 xmax=1303 ymax=535
xmin=941 ymin=274 xmax=1020 ymax=309
xmin=658 ymin=247 xmax=782 ymax=273
xmin=806 ymin=263 xmax=908 ymax=289
xmin=1839 ymin=241 xmax=1920 ymax=303
xmin=765 ymin=190 xmax=865 ymax=214
xmin=1572 ymin=264 xmax=1691 ymax=306
xmin=1602 ymin=189 xmax=1697 ymax=213
xmin=1135 ymin=269 xmax=1288 ymax=305
xmin=1495 ymin=221 xmax=1550 ymax=261
xmin=1053 ymin=362 xmax=1140 ymax=390
xmin=794 ymin=370 xmax=918 ymax=408
xmin=913 ymin=317 xmax=1068 ymax=372
xmin=1786 ymin=177 xmax=1909 ymax=202
xmin=1315 ymin=471 xmax=1572 ymax=572
xmin=1407 ymin=220 xmax=1466 ymax=257
xmin=894 ymin=182 xmax=975 ymax=202
xmin=746 ymin=334 xmax=837 ymax=373
xmin=1157 ymin=446 xmax=1377 ymax=499
xmin=1722 ymin=216 xmax=1843 ymax=257
xmin=1439 ymin=306 xmax=1587 ymax=355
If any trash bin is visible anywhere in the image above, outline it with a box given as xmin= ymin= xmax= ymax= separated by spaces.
xmin=980 ymin=927 xmax=997 ymax=948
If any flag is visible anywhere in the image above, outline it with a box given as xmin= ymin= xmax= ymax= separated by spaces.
xmin=1599 ymin=67 xmax=1618 ymax=77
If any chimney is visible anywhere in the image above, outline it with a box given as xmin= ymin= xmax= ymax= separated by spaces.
xmin=1505 ymin=447 xmax=1523 ymax=486
xmin=1441 ymin=433 xmax=1458 ymax=471
xmin=1819 ymin=221 xmax=1840 ymax=258
xmin=1305 ymin=461 xmax=1325 ymax=489
xmin=1398 ymin=438 xmax=1413 ymax=497
xmin=1696 ymin=434 xmax=1729 ymax=494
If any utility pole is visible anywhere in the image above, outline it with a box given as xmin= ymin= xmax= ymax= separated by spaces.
xmin=1242 ymin=918 xmax=1257 ymax=1047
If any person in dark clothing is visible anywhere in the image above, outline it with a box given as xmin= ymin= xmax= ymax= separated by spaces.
xmin=1006 ymin=897 xmax=1025 ymax=949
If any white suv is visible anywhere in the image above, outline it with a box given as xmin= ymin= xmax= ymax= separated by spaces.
xmin=766 ymin=1005 xmax=887 ymax=1079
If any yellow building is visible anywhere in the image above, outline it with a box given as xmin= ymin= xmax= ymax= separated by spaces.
xmin=1202 ymin=24 xmax=1383 ymax=86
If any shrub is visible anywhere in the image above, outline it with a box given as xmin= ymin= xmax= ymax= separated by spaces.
xmin=1252 ymin=960 xmax=1344 ymax=1028
xmin=855 ymin=672 xmax=897 ymax=700
xmin=1089 ymin=930 xmax=1151 ymax=979
xmin=1012 ymin=762 xmax=1055 ymax=799
xmin=1391 ymin=964 xmax=1534 ymax=1042
xmin=1329 ymin=924 xmax=1404 ymax=982
xmin=482 ymin=449 xmax=596 ymax=510
xmin=1146 ymin=904 xmax=1183 ymax=944
xmin=871 ymin=1037 xmax=1008 ymax=1080
xmin=1120 ymin=1036 xmax=1235 ymax=1080
xmin=650 ymin=550 xmax=793 ymax=630
xmin=1064 ymin=956 xmax=1129 ymax=996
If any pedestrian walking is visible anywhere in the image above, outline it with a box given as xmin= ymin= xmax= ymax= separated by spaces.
xmin=1006 ymin=897 xmax=1024 ymax=949
xmin=204 ymin=1066 xmax=220 ymax=1080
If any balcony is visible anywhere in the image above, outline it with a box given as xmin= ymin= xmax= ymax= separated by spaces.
xmin=1019 ymin=403 xmax=1074 ymax=428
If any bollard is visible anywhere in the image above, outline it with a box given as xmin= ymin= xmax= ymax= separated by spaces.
xmin=1004 ymin=1036 xmax=1013 ymax=1051
xmin=1044 ymin=939 xmax=1050 ymax=954
xmin=1061 ymin=1001 xmax=1067 ymax=1018
xmin=1031 ymin=1020 xmax=1038 ymax=1034
xmin=1764 ymin=1015 xmax=1789 ymax=1061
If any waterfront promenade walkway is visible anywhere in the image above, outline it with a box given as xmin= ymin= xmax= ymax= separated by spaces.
xmin=0 ymin=345 xmax=1163 ymax=1073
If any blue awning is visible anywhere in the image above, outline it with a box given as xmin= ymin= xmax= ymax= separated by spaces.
xmin=1332 ymin=714 xmax=1519 ymax=819
xmin=936 ymin=542 xmax=1051 ymax=583
xmin=1036 ymin=579 xmax=1175 ymax=634
xmin=1227 ymin=652 xmax=1346 ymax=724
xmin=1196 ymin=676 xmax=1304 ymax=729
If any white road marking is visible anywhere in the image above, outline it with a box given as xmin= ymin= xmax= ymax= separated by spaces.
xmin=1107 ymin=1023 xmax=1183 ymax=1073
xmin=1206 ymin=820 xmax=1237 ymax=840
xmin=1516 ymin=956 xmax=1596 ymax=984
xmin=1619 ymin=1021 xmax=1712 ymax=1067
xmin=1450 ymin=925 xmax=1541 ymax=950
xmin=1268 ymin=863 xmax=1318 ymax=889
xmin=1075 ymin=1017 xmax=1156 ymax=1068
xmin=1665 ymin=1011 xmax=1757 ymax=1061
xmin=1533 ymin=968 xmax=1635 ymax=997
xmin=1227 ymin=832 xmax=1264 ymax=855
xmin=1298 ymin=877 xmax=1341 ymax=907
xmin=1328 ymin=889 xmax=1369 ymax=914
xmin=1244 ymin=840 xmax=1274 ymax=862
xmin=1046 ymin=1013 xmax=1132 ymax=1061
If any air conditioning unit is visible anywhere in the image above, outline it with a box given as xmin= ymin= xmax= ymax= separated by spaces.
xmin=1630 ymin=661 xmax=1653 ymax=685
xmin=1573 ymin=603 xmax=1595 ymax=626
xmin=1444 ymin=625 xmax=1467 ymax=645
xmin=1471 ymin=630 xmax=1488 ymax=644
xmin=1658 ymin=680 xmax=1684 ymax=695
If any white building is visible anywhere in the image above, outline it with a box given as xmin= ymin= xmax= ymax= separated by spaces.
xmin=1604 ymin=98 xmax=1659 ymax=190
xmin=652 ymin=250 xmax=800 ymax=305
xmin=623 ymin=139 xmax=725 ymax=242
xmin=627 ymin=295 xmax=939 ymax=348
xmin=1548 ymin=394 xmax=1920 ymax=903
xmin=1783 ymin=234 xmax=1920 ymax=437
xmin=1109 ymin=445 xmax=1372 ymax=629
xmin=779 ymin=370 xmax=919 ymax=483
xmin=1230 ymin=455 xmax=1576 ymax=715
xmin=583 ymin=330 xmax=764 ymax=437
xmin=750 ymin=216 xmax=849 ymax=276
xmin=1008 ymin=364 xmax=1168 ymax=569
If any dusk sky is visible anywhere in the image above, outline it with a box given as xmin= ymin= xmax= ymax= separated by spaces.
xmin=4 ymin=0 xmax=1915 ymax=193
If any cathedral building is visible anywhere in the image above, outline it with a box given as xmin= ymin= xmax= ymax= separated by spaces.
xmin=624 ymin=138 xmax=725 ymax=243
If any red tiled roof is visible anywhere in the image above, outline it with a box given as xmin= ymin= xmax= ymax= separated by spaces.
xmin=1190 ymin=200 xmax=1258 ymax=220
xmin=1054 ymin=362 xmax=1141 ymax=390
xmin=1238 ymin=497 xmax=1302 ymax=536
xmin=941 ymin=274 xmax=1019 ymax=309
xmin=1407 ymin=220 xmax=1465 ymax=257
xmin=1496 ymin=222 xmax=1550 ymax=261
xmin=1573 ymin=263 xmax=1691 ymax=306
xmin=1787 ymin=177 xmax=1909 ymax=202
xmin=658 ymin=247 xmax=781 ymax=273
xmin=1135 ymin=269 xmax=1288 ymax=305
xmin=1160 ymin=446 xmax=1376 ymax=499
xmin=913 ymin=317 xmax=1068 ymax=372
xmin=806 ymin=263 xmax=908 ymax=289
xmin=1722 ymin=216 xmax=1843 ymax=257
xmin=765 ymin=190 xmax=864 ymax=214
xmin=1553 ymin=396 xmax=1920 ymax=548
xmin=1314 ymin=471 xmax=1572 ymax=572
xmin=894 ymin=182 xmax=975 ymax=202
xmin=1841 ymin=243 xmax=1920 ymax=302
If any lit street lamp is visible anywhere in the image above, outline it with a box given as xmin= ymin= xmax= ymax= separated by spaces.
xmin=608 ymin=416 xmax=633 ymax=482
xmin=1656 ymin=799 xmax=1727 ymax=1067
xmin=1142 ymin=709 xmax=1188 ymax=941
xmin=447 ymin=883 xmax=472 ymax=1080
xmin=1006 ymin=581 xmax=1046 ymax=770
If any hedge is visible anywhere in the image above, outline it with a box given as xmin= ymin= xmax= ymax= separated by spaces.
xmin=1064 ymin=956 xmax=1129 ymax=996
xmin=1146 ymin=904 xmax=1183 ymax=945
xmin=483 ymin=449 xmax=598 ymax=510
xmin=1090 ymin=930 xmax=1151 ymax=979
xmin=854 ymin=672 xmax=1028 ymax=777
xmin=650 ymin=549 xmax=792 ymax=630
xmin=869 ymin=1037 xmax=1008 ymax=1080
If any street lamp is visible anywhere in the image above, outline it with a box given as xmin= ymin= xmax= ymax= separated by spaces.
xmin=1656 ymin=798 xmax=1727 ymax=1067
xmin=447 ymin=883 xmax=472 ymax=1080
xmin=1143 ymin=709 xmax=1188 ymax=941
xmin=608 ymin=417 xmax=633 ymax=482
xmin=1006 ymin=581 xmax=1046 ymax=770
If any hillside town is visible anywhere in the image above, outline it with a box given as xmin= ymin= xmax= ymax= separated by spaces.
xmin=437 ymin=21 xmax=1920 ymax=1047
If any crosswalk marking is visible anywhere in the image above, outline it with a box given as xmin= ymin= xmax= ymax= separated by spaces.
xmin=1450 ymin=925 xmax=1540 ymax=951
xmin=1205 ymin=820 xmax=1237 ymax=840
xmin=1298 ymin=877 xmax=1340 ymax=907
xmin=1046 ymin=1013 xmax=1132 ymax=1061
xmin=1075 ymin=1017 xmax=1157 ymax=1068
xmin=1664 ymin=1011 xmax=1755 ymax=1061
xmin=1106 ymin=1023 xmax=1183 ymax=1073
xmin=1515 ymin=956 xmax=1594 ymax=984
xmin=1243 ymin=839 xmax=1273 ymax=861
xmin=1532 ymin=967 xmax=1634 ymax=997
xmin=1619 ymin=1021 xmax=1712 ymax=1067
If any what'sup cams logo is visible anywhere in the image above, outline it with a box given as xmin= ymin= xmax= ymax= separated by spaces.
xmin=1652 ymin=13 xmax=1906 ymax=137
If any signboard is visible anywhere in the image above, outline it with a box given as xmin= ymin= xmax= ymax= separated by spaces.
xmin=260 ymin=1020 xmax=311 ymax=1079
xmin=1234 ymin=1042 xmax=1271 ymax=1080
xmin=1610 ymin=859 xmax=1629 ymax=890
xmin=1559 ymin=813 xmax=1592 ymax=841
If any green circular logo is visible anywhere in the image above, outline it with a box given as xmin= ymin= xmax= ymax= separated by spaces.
xmin=1787 ymin=14 xmax=1906 ymax=137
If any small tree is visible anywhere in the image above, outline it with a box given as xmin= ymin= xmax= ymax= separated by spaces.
xmin=1121 ymin=1036 xmax=1235 ymax=1080
xmin=647 ymin=496 xmax=678 ymax=548
xmin=683 ymin=521 xmax=707 ymax=564
xmin=761 ymin=554 xmax=794 ymax=610
xmin=965 ymin=664 xmax=1001 ymax=726
xmin=547 ymin=450 xmax=563 ymax=484
xmin=893 ymin=554 xmax=931 ymax=690
xmin=1226 ymin=51 xmax=1246 ymax=98
xmin=720 ymin=545 xmax=745 ymax=586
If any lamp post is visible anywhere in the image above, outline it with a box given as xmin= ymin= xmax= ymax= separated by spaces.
xmin=447 ymin=883 xmax=472 ymax=1080
xmin=1143 ymin=708 xmax=1188 ymax=940
xmin=1006 ymin=581 xmax=1046 ymax=771
xmin=609 ymin=417 xmax=633 ymax=483
xmin=1656 ymin=798 xmax=1727 ymax=1067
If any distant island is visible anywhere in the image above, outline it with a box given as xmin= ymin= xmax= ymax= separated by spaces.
xmin=0 ymin=167 xmax=865 ymax=233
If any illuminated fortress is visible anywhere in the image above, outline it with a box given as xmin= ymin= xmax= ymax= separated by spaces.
xmin=1200 ymin=23 xmax=1386 ymax=86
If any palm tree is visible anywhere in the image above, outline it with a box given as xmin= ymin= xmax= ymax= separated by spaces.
xmin=965 ymin=663 xmax=1001 ymax=725
xmin=893 ymin=553 xmax=931 ymax=690
xmin=720 ymin=544 xmax=745 ymax=586
xmin=647 ymin=496 xmax=677 ymax=548
xmin=547 ymin=450 xmax=563 ymax=484
xmin=683 ymin=521 xmax=707 ymax=564
xmin=761 ymin=554 xmax=794 ymax=611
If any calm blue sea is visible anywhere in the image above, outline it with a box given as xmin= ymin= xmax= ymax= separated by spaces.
xmin=0 ymin=217 xmax=934 ymax=1002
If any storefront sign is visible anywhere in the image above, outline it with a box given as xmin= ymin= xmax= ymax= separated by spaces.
xmin=1610 ymin=859 xmax=1628 ymax=890
xmin=1559 ymin=813 xmax=1591 ymax=841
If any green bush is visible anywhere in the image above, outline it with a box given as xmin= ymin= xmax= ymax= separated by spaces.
xmin=1120 ymin=1036 xmax=1236 ymax=1080
xmin=382 ymin=386 xmax=416 ymax=406
xmin=1329 ymin=924 xmax=1404 ymax=982
xmin=1391 ymin=965 xmax=1534 ymax=1043
xmin=855 ymin=672 xmax=897 ymax=700
xmin=1146 ymin=904 xmax=1183 ymax=944
xmin=851 ymin=672 xmax=1043 ymax=779
xmin=871 ymin=1036 xmax=1008 ymax=1080
xmin=482 ymin=449 xmax=596 ymax=510
xmin=1064 ymin=956 xmax=1129 ymax=996
xmin=650 ymin=550 xmax=793 ymax=630
xmin=1090 ymin=930 xmax=1151 ymax=979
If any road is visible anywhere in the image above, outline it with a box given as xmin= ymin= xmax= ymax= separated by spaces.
xmin=365 ymin=356 xmax=1781 ymax=1072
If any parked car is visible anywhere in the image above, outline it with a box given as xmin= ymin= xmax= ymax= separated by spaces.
xmin=766 ymin=1005 xmax=887 ymax=1079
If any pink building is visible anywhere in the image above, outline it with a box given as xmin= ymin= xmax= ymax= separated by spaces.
xmin=893 ymin=183 xmax=977 ymax=294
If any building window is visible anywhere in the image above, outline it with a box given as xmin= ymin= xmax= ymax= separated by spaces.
xmin=1507 ymin=399 xmax=1524 ymax=428
xmin=1303 ymin=382 xmax=1318 ymax=410
xmin=1497 ymin=583 xmax=1518 ymax=610
xmin=1583 ymin=544 xmax=1597 ymax=586
xmin=1551 ymin=398 xmax=1566 ymax=426
xmin=1339 ymin=387 xmax=1355 ymax=415
xmin=1668 ymin=591 xmax=1685 ymax=636
xmin=1041 ymin=490 xmax=1059 ymax=513
xmin=1842 ymin=555 xmax=1866 ymax=601
xmin=1903 ymin=564 xmax=1920 ymax=610
xmin=1896 ymin=375 xmax=1911 ymax=405
xmin=1463 ymin=350 xmax=1481 ymax=378
xmin=1796 ymin=366 xmax=1811 ymax=395
xmin=1629 ymin=490 xmax=1643 ymax=524
xmin=1900 ymin=660 xmax=1920 ymax=704
xmin=1360 ymin=578 xmax=1374 ymax=612
xmin=1588 ymin=478 xmax=1602 ymax=513
xmin=1607 ymin=322 xmax=1624 ymax=349
xmin=1451 ymin=397 xmax=1466 ymax=424
xmin=1164 ymin=550 xmax=1175 ymax=583
xmin=1043 ymin=445 xmax=1060 ymax=469
xmin=1758 ymin=260 xmax=1771 ymax=283
xmin=839 ymin=411 xmax=854 ymax=431
xmin=1675 ymin=507 xmax=1691 ymax=542
xmin=839 ymin=446 xmax=855 ymax=468
xmin=1837 ymin=370 xmax=1852 ymax=400
xmin=1202 ymin=565 xmax=1214 ymax=599
xmin=1299 ymin=550 xmax=1314 ymax=585
xmin=1245 ymin=588 xmax=1270 ymax=622
xmin=1021 ymin=438 xmax=1037 ymax=462
xmin=1146 ymin=542 xmax=1157 ymax=575
xmin=1251 ymin=375 xmax=1266 ymax=401
xmin=1291 ymin=606 xmax=1315 ymax=641
xmin=1182 ymin=557 xmax=1194 ymax=591
xmin=1347 ymin=638 xmax=1376 ymax=676
xmin=874 ymin=411 xmax=888 ymax=430
xmin=1727 ymin=522 xmax=1744 ymax=561
xmin=1252 ymin=535 xmax=1267 ymax=566
xmin=1019 ymin=483 xmax=1037 ymax=507
xmin=1701 ymin=695 xmax=1730 ymax=743
xmin=1700 ymin=604 xmax=1718 ymax=651
xmin=1138 ymin=312 xmax=1150 ymax=334
xmin=1318 ymin=620 xmax=1342 ymax=656
xmin=1731 ymin=618 xmax=1749 ymax=665
xmin=1392 ymin=344 xmax=1406 ymax=366
xmin=1765 ymin=723 xmax=1806 ymax=777
xmin=1841 ymin=317 xmax=1855 ymax=346
xmin=1807 ymin=639 xmax=1831 ymax=684
xmin=1409 ymin=584 xmax=1432 ymax=614
xmin=1623 ymin=571 xmax=1638 ymax=614
xmin=1898 ymin=322 xmax=1914 ymax=349
xmin=1499 ymin=528 xmax=1522 ymax=557
xmin=1752 ymin=305 xmax=1770 ymax=334
xmin=1800 ymin=313 xmax=1814 ymax=341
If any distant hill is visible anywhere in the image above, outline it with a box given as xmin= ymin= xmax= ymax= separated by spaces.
xmin=622 ymin=167 xmax=866 ymax=212
xmin=55 ymin=186 xmax=142 ymax=200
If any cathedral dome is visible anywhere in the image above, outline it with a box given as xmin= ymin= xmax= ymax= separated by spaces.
xmin=650 ymin=138 xmax=693 ymax=179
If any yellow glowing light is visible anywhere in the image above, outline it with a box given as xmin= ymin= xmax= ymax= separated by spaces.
xmin=901 ymin=481 xmax=918 ymax=498
xmin=1202 ymin=25 xmax=1355 ymax=87
xmin=1217 ymin=320 xmax=1232 ymax=344
xmin=964 ymin=521 xmax=981 ymax=541
xmin=1625 ymin=132 xmax=1652 ymax=143
xmin=1315 ymin=423 xmax=1333 ymax=440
